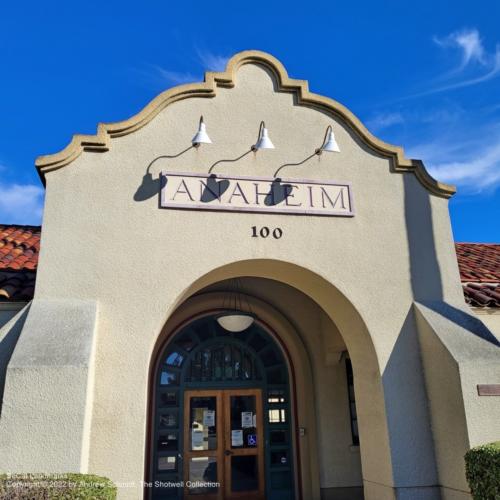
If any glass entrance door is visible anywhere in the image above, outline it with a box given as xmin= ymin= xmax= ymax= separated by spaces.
xmin=184 ymin=389 xmax=264 ymax=500
xmin=183 ymin=390 xmax=222 ymax=499
xmin=223 ymin=389 xmax=264 ymax=499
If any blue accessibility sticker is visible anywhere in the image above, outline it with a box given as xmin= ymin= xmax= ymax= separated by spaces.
xmin=248 ymin=434 xmax=257 ymax=446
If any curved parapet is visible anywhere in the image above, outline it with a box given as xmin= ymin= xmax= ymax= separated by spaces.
xmin=35 ymin=50 xmax=455 ymax=198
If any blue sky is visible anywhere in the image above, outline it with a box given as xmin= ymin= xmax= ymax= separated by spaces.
xmin=1 ymin=1 xmax=499 ymax=242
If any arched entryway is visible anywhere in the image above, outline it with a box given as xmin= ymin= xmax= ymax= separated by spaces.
xmin=149 ymin=312 xmax=297 ymax=499
xmin=145 ymin=262 xmax=394 ymax=500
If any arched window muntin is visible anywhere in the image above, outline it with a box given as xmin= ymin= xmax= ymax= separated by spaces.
xmin=151 ymin=314 xmax=295 ymax=499
xmin=164 ymin=336 xmax=267 ymax=388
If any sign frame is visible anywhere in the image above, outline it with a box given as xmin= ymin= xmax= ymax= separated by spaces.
xmin=160 ymin=170 xmax=355 ymax=217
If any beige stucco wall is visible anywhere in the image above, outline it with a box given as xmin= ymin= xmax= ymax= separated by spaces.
xmin=0 ymin=300 xmax=97 ymax=472
xmin=1 ymin=52 xmax=499 ymax=500
xmin=416 ymin=301 xmax=500 ymax=499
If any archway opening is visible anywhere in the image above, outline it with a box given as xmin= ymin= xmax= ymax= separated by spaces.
xmin=147 ymin=269 xmax=386 ymax=500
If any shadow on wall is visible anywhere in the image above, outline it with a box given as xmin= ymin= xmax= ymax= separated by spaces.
xmin=133 ymin=146 xmax=194 ymax=202
xmin=402 ymin=172 xmax=498 ymax=346
xmin=134 ymin=150 xmax=327 ymax=208
xmin=133 ymin=147 xmax=251 ymax=203
xmin=0 ymin=306 xmax=30 ymax=417
xmin=264 ymin=180 xmax=294 ymax=206
xmin=134 ymin=172 xmax=167 ymax=202
xmin=403 ymin=173 xmax=443 ymax=302
xmin=200 ymin=175 xmax=230 ymax=202
xmin=380 ymin=174 xmax=445 ymax=487
xmin=381 ymin=172 xmax=499 ymax=487
xmin=382 ymin=307 xmax=439 ymax=485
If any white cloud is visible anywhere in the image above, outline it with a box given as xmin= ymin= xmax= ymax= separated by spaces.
xmin=136 ymin=48 xmax=230 ymax=89
xmin=427 ymin=142 xmax=500 ymax=192
xmin=434 ymin=29 xmax=486 ymax=68
xmin=196 ymin=48 xmax=230 ymax=71
xmin=0 ymin=182 xmax=44 ymax=225
xmin=406 ymin=127 xmax=500 ymax=193
xmin=403 ymin=29 xmax=500 ymax=99
xmin=429 ymin=48 xmax=500 ymax=94
xmin=148 ymin=64 xmax=198 ymax=85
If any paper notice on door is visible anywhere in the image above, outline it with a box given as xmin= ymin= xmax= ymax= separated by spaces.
xmin=158 ymin=456 xmax=176 ymax=471
xmin=241 ymin=411 xmax=253 ymax=428
xmin=252 ymin=414 xmax=256 ymax=428
xmin=231 ymin=430 xmax=243 ymax=447
xmin=192 ymin=429 xmax=204 ymax=448
xmin=203 ymin=410 xmax=215 ymax=427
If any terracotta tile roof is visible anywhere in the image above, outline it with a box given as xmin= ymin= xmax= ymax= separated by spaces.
xmin=0 ymin=225 xmax=41 ymax=301
xmin=0 ymin=225 xmax=499 ymax=308
xmin=0 ymin=224 xmax=41 ymax=270
xmin=456 ymin=243 xmax=500 ymax=308
xmin=455 ymin=243 xmax=500 ymax=282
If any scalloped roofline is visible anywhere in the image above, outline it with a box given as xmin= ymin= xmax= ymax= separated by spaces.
xmin=35 ymin=50 xmax=456 ymax=198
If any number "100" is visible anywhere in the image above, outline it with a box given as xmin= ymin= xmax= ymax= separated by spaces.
xmin=251 ymin=226 xmax=283 ymax=239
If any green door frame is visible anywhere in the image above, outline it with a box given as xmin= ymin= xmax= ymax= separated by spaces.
xmin=149 ymin=314 xmax=296 ymax=500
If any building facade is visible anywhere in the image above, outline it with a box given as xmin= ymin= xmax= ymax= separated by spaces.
xmin=0 ymin=51 xmax=499 ymax=500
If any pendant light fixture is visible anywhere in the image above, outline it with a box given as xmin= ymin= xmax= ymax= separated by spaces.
xmin=192 ymin=116 xmax=212 ymax=146
xmin=315 ymin=125 xmax=340 ymax=155
xmin=217 ymin=314 xmax=254 ymax=333
xmin=252 ymin=121 xmax=275 ymax=151
xmin=216 ymin=278 xmax=255 ymax=333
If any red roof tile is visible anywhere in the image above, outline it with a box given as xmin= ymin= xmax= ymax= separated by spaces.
xmin=0 ymin=224 xmax=41 ymax=271
xmin=455 ymin=243 xmax=500 ymax=283
xmin=0 ymin=225 xmax=41 ymax=301
xmin=455 ymin=243 xmax=500 ymax=308
xmin=0 ymin=225 xmax=499 ymax=307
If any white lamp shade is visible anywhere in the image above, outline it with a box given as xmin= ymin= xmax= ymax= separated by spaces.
xmin=254 ymin=127 xmax=275 ymax=150
xmin=217 ymin=314 xmax=254 ymax=332
xmin=322 ymin=129 xmax=340 ymax=153
xmin=192 ymin=120 xmax=212 ymax=145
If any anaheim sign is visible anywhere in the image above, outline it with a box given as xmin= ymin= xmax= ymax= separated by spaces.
xmin=160 ymin=171 xmax=354 ymax=217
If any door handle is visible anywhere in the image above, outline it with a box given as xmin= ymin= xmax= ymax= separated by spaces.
xmin=224 ymin=450 xmax=233 ymax=456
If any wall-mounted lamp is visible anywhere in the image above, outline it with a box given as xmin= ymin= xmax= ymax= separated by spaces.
xmin=192 ymin=116 xmax=212 ymax=147
xmin=252 ymin=121 xmax=275 ymax=151
xmin=315 ymin=125 xmax=340 ymax=155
